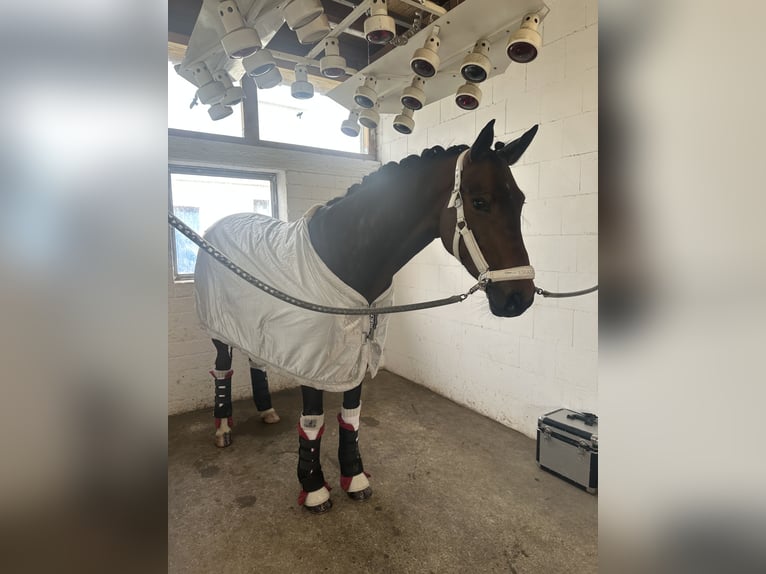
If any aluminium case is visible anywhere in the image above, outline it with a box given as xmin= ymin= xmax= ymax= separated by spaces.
xmin=536 ymin=408 xmax=598 ymax=494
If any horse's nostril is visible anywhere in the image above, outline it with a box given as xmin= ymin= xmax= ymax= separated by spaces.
xmin=505 ymin=292 xmax=522 ymax=313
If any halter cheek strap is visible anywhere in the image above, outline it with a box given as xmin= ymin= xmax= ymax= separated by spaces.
xmin=447 ymin=149 xmax=535 ymax=285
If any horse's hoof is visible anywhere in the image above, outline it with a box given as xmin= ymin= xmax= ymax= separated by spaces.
xmin=304 ymin=498 xmax=333 ymax=514
xmin=346 ymin=486 xmax=373 ymax=501
xmin=215 ymin=417 xmax=233 ymax=447
xmin=215 ymin=432 xmax=232 ymax=448
xmin=340 ymin=472 xmax=371 ymax=500
xmin=260 ymin=408 xmax=280 ymax=424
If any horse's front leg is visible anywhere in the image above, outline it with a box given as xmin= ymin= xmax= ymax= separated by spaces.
xmin=297 ymin=385 xmax=332 ymax=513
xmin=338 ymin=383 xmax=372 ymax=501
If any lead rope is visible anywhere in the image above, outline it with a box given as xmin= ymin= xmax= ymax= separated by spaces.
xmin=169 ymin=213 xmax=596 ymax=315
xmin=536 ymin=285 xmax=599 ymax=298
xmin=169 ymin=213 xmax=481 ymax=316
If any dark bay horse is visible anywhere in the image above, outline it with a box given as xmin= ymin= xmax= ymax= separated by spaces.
xmin=196 ymin=120 xmax=537 ymax=513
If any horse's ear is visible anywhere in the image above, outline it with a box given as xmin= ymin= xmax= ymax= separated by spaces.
xmin=470 ymin=120 xmax=496 ymax=160
xmin=497 ymin=124 xmax=538 ymax=165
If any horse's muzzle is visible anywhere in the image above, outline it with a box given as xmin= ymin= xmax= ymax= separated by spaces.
xmin=486 ymin=285 xmax=534 ymax=317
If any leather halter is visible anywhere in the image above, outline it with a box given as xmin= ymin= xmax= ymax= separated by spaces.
xmin=447 ymin=149 xmax=535 ymax=285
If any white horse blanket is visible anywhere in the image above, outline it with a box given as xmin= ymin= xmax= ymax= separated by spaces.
xmin=194 ymin=209 xmax=393 ymax=392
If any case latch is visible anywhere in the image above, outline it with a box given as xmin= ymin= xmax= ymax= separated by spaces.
xmin=577 ymin=439 xmax=589 ymax=456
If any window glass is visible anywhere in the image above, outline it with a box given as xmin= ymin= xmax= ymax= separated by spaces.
xmin=257 ymin=84 xmax=366 ymax=154
xmin=173 ymin=205 xmax=200 ymax=275
xmin=169 ymin=169 xmax=275 ymax=279
xmin=168 ymin=42 xmax=370 ymax=154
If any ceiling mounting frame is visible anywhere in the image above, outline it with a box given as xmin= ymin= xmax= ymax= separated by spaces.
xmin=305 ymin=0 xmax=373 ymax=59
xmin=242 ymin=0 xmax=271 ymax=25
xmin=327 ymin=0 xmax=548 ymax=114
xmin=329 ymin=0 xmax=413 ymax=30
xmin=181 ymin=0 xmax=260 ymax=71
xmin=330 ymin=23 xmax=367 ymax=40
xmin=269 ymin=48 xmax=358 ymax=76
xmin=174 ymin=0 xmax=553 ymax=136
xmin=396 ymin=0 xmax=446 ymax=18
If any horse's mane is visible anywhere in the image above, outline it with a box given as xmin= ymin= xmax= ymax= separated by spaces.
xmin=325 ymin=144 xmax=470 ymax=207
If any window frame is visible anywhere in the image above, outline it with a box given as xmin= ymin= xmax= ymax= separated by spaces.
xmin=168 ymin=164 xmax=279 ymax=282
xmin=168 ymin=47 xmax=376 ymax=160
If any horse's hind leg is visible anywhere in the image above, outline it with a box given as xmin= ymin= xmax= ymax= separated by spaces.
xmin=338 ymin=383 xmax=372 ymax=501
xmin=296 ymin=385 xmax=332 ymax=513
xmin=248 ymin=359 xmax=280 ymax=424
xmin=211 ymin=338 xmax=234 ymax=448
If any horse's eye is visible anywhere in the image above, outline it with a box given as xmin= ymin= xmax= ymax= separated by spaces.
xmin=472 ymin=198 xmax=490 ymax=211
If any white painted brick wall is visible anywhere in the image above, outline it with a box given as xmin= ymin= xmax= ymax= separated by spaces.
xmin=542 ymin=0 xmax=588 ymax=45
xmin=527 ymin=38 xmax=566 ymax=92
xmin=523 ymin=120 xmax=563 ymax=164
xmin=562 ymin=111 xmax=598 ymax=155
xmin=378 ymin=9 xmax=598 ymax=438
xmin=168 ymin=137 xmax=378 ymax=415
xmin=539 ymin=156 xmax=580 ymax=198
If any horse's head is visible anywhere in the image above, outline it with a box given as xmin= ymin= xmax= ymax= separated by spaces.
xmin=439 ymin=120 xmax=537 ymax=317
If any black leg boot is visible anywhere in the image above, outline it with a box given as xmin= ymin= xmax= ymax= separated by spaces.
xmin=211 ymin=369 xmax=233 ymax=448
xmin=297 ymin=422 xmax=332 ymax=513
xmin=338 ymin=414 xmax=372 ymax=501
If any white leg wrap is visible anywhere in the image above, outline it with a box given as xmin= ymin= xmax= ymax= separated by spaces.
xmin=348 ymin=473 xmax=370 ymax=493
xmin=304 ymin=485 xmax=330 ymax=507
xmin=300 ymin=414 xmax=324 ymax=440
xmin=210 ymin=368 xmax=232 ymax=379
xmin=340 ymin=403 xmax=361 ymax=431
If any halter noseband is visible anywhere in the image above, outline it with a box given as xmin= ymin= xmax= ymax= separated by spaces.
xmin=447 ymin=149 xmax=535 ymax=286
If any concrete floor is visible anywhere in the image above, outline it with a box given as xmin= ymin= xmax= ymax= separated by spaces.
xmin=169 ymin=370 xmax=597 ymax=573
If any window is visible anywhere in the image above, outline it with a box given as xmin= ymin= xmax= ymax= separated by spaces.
xmin=168 ymin=42 xmax=371 ymax=157
xmin=173 ymin=206 xmax=200 ymax=275
xmin=169 ymin=167 xmax=277 ymax=280
xmin=257 ymin=84 xmax=366 ymax=154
